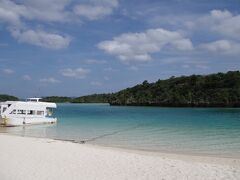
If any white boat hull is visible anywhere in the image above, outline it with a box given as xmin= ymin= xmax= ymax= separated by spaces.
xmin=0 ymin=116 xmax=57 ymax=126
xmin=0 ymin=98 xmax=58 ymax=127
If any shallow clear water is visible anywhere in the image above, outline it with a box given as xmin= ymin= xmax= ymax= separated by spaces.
xmin=1 ymin=103 xmax=240 ymax=158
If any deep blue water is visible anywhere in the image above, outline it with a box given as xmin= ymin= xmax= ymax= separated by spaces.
xmin=1 ymin=103 xmax=240 ymax=158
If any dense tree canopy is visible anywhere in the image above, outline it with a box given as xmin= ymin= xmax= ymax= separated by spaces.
xmin=71 ymin=94 xmax=111 ymax=103
xmin=41 ymin=94 xmax=111 ymax=103
xmin=109 ymin=71 xmax=240 ymax=107
xmin=0 ymin=94 xmax=19 ymax=102
xmin=10 ymin=71 xmax=240 ymax=107
xmin=41 ymin=96 xmax=72 ymax=103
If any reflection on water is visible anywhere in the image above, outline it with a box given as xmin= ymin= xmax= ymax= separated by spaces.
xmin=0 ymin=124 xmax=57 ymax=137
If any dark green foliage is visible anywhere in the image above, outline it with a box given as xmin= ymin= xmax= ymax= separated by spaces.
xmin=41 ymin=94 xmax=111 ymax=103
xmin=41 ymin=96 xmax=72 ymax=103
xmin=109 ymin=71 xmax=240 ymax=107
xmin=0 ymin=94 xmax=18 ymax=101
xmin=72 ymin=94 xmax=111 ymax=103
xmin=38 ymin=71 xmax=240 ymax=107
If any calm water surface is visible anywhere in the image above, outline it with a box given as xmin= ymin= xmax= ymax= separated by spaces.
xmin=1 ymin=103 xmax=240 ymax=158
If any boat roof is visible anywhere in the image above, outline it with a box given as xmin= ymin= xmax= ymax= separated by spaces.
xmin=0 ymin=100 xmax=56 ymax=108
xmin=26 ymin=98 xmax=42 ymax=102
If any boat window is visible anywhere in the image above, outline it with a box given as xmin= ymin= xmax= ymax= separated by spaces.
xmin=10 ymin=109 xmax=16 ymax=114
xmin=27 ymin=99 xmax=37 ymax=102
xmin=37 ymin=111 xmax=44 ymax=115
xmin=17 ymin=110 xmax=26 ymax=115
xmin=27 ymin=110 xmax=35 ymax=115
xmin=26 ymin=98 xmax=41 ymax=102
xmin=46 ymin=108 xmax=54 ymax=117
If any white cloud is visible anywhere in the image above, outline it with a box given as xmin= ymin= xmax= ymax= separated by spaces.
xmin=23 ymin=75 xmax=32 ymax=81
xmin=197 ymin=10 xmax=240 ymax=39
xmin=210 ymin=9 xmax=232 ymax=20
xmin=10 ymin=29 xmax=71 ymax=49
xmin=0 ymin=0 xmax=118 ymax=25
xmin=200 ymin=40 xmax=240 ymax=55
xmin=40 ymin=77 xmax=60 ymax=83
xmin=157 ymin=10 xmax=240 ymax=57
xmin=0 ymin=0 xmax=73 ymax=49
xmin=146 ymin=9 xmax=240 ymax=40
xmin=2 ymin=68 xmax=14 ymax=74
xmin=22 ymin=0 xmax=72 ymax=23
xmin=90 ymin=81 xmax=102 ymax=86
xmin=0 ymin=0 xmax=26 ymax=26
xmin=98 ymin=28 xmax=193 ymax=63
xmin=0 ymin=0 xmax=71 ymax=26
xmin=74 ymin=0 xmax=118 ymax=20
xmin=0 ymin=0 xmax=119 ymax=49
xmin=61 ymin=68 xmax=90 ymax=79
xmin=209 ymin=10 xmax=240 ymax=39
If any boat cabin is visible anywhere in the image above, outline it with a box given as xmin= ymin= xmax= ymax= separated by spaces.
xmin=0 ymin=98 xmax=57 ymax=126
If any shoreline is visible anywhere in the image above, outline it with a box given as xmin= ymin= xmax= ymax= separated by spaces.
xmin=1 ymin=132 xmax=240 ymax=160
xmin=55 ymin=102 xmax=240 ymax=108
xmin=0 ymin=133 xmax=239 ymax=180
xmin=84 ymin=142 xmax=240 ymax=166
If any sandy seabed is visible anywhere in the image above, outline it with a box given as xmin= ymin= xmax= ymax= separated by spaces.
xmin=0 ymin=134 xmax=239 ymax=180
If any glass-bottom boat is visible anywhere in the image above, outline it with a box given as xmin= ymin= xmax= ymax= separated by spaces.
xmin=0 ymin=98 xmax=57 ymax=126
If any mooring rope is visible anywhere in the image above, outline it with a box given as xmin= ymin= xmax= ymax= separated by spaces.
xmin=77 ymin=122 xmax=151 ymax=144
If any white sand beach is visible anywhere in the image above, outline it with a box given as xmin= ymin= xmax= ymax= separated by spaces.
xmin=0 ymin=134 xmax=239 ymax=180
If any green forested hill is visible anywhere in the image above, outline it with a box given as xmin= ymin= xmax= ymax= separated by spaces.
xmin=41 ymin=94 xmax=111 ymax=103
xmin=41 ymin=96 xmax=72 ymax=103
xmin=0 ymin=94 xmax=19 ymax=102
xmin=41 ymin=71 xmax=240 ymax=107
xmin=109 ymin=71 xmax=240 ymax=107
xmin=71 ymin=94 xmax=111 ymax=103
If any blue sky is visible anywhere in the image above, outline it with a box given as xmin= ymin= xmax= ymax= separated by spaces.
xmin=0 ymin=0 xmax=240 ymax=98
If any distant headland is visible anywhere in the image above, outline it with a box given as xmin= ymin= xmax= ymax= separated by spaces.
xmin=1 ymin=71 xmax=240 ymax=107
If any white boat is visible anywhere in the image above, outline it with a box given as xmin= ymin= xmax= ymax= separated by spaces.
xmin=0 ymin=98 xmax=57 ymax=126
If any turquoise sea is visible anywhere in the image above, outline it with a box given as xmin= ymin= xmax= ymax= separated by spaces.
xmin=1 ymin=103 xmax=240 ymax=158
